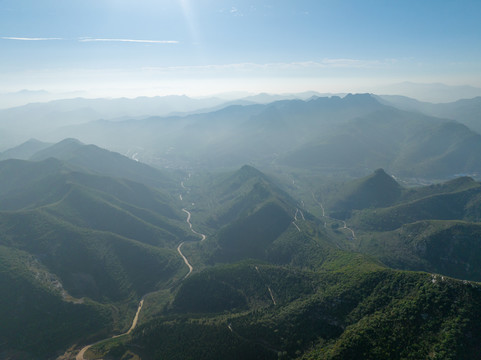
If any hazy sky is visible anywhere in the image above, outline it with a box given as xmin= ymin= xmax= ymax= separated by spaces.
xmin=1 ymin=0 xmax=480 ymax=97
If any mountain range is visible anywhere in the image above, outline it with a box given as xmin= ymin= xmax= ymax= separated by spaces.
xmin=11 ymin=94 xmax=472 ymax=180
xmin=2 ymin=92 xmax=481 ymax=181
xmin=1 ymin=88 xmax=481 ymax=359
xmin=0 ymin=143 xmax=196 ymax=358
xmin=317 ymin=168 xmax=481 ymax=283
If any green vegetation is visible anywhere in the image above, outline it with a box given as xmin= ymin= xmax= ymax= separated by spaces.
xmin=359 ymin=220 xmax=481 ymax=282
xmin=2 ymin=139 xmax=481 ymax=359
xmin=0 ymin=245 xmax=112 ymax=359
xmin=110 ymin=253 xmax=481 ymax=360
xmin=322 ymin=168 xmax=402 ymax=219
xmin=0 ymin=155 xmax=191 ymax=357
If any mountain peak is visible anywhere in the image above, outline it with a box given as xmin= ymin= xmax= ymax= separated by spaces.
xmin=363 ymin=168 xmax=401 ymax=191
xmin=327 ymin=169 xmax=402 ymax=216
xmin=343 ymin=93 xmax=379 ymax=105
xmin=30 ymin=138 xmax=84 ymax=161
xmin=227 ymin=165 xmax=268 ymax=185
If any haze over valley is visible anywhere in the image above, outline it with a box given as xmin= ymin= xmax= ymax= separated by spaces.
xmin=2 ymin=1 xmax=481 ymax=359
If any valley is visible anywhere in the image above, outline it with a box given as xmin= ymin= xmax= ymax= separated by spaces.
xmin=3 ymin=1 xmax=481 ymax=358
xmin=1 ymin=93 xmax=481 ymax=360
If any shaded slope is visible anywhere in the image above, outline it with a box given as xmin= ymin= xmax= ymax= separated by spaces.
xmin=30 ymin=138 xmax=176 ymax=189
xmin=378 ymin=94 xmax=481 ymax=134
xmin=0 ymin=209 xmax=184 ymax=302
xmin=282 ymin=106 xmax=481 ymax=178
xmin=205 ymin=165 xmax=294 ymax=228
xmin=196 ymin=165 xmax=315 ymax=264
xmin=0 ymin=138 xmax=51 ymax=160
xmin=359 ymin=221 xmax=481 ymax=282
xmin=324 ymin=168 xmax=402 ymax=218
xmin=351 ymin=183 xmax=481 ymax=231
xmin=44 ymin=94 xmax=389 ymax=170
xmin=0 ymin=155 xmax=190 ymax=357
xmin=210 ymin=199 xmax=294 ymax=263
xmin=0 ymin=245 xmax=112 ymax=359
xmin=0 ymin=158 xmax=189 ymax=249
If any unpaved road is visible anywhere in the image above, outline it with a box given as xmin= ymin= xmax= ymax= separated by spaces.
xmin=176 ymin=208 xmax=207 ymax=278
xmin=182 ymin=208 xmax=206 ymax=241
xmin=75 ymin=182 xmax=207 ymax=359
xmin=311 ymin=193 xmax=356 ymax=239
xmin=177 ymin=242 xmax=193 ymax=278
xmin=76 ymin=299 xmax=144 ymax=360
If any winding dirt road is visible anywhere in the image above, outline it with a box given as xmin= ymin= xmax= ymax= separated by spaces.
xmin=73 ymin=179 xmax=207 ymax=359
xmin=182 ymin=208 xmax=206 ymax=241
xmin=176 ymin=208 xmax=207 ymax=278
xmin=177 ymin=242 xmax=193 ymax=278
xmin=76 ymin=299 xmax=144 ymax=360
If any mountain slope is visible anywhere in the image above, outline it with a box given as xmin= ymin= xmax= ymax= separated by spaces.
xmin=102 ymin=254 xmax=481 ymax=360
xmin=0 ymin=245 xmax=112 ymax=359
xmin=359 ymin=220 xmax=481 ymax=282
xmin=351 ymin=182 xmax=481 ymax=231
xmin=0 ymin=138 xmax=51 ymax=160
xmin=189 ymin=165 xmax=318 ymax=264
xmin=0 ymin=154 xmax=190 ymax=357
xmin=378 ymin=94 xmax=481 ymax=134
xmin=43 ymin=94 xmax=389 ymax=169
xmin=30 ymin=138 xmax=176 ymax=190
xmin=0 ymin=157 xmax=186 ymax=242
xmin=282 ymin=106 xmax=481 ymax=178
xmin=323 ymin=168 xmax=402 ymax=219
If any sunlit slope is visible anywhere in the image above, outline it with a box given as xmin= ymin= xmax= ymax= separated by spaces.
xmin=115 ymin=253 xmax=481 ymax=360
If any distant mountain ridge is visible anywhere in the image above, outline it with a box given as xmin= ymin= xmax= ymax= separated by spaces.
xmin=3 ymin=93 xmax=481 ymax=179
xmin=0 ymin=138 xmax=51 ymax=160
xmin=29 ymin=138 xmax=176 ymax=190
xmin=377 ymin=94 xmax=481 ymax=134
xmin=30 ymin=93 xmax=480 ymax=179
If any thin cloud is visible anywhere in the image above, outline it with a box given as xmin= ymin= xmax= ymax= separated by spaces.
xmin=230 ymin=7 xmax=243 ymax=16
xmin=79 ymin=38 xmax=179 ymax=44
xmin=1 ymin=37 xmax=63 ymax=41
xmin=142 ymin=59 xmax=391 ymax=73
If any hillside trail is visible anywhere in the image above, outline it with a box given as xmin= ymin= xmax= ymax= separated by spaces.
xmin=311 ymin=192 xmax=357 ymax=240
xmin=292 ymin=207 xmax=306 ymax=232
xmin=254 ymin=266 xmax=277 ymax=306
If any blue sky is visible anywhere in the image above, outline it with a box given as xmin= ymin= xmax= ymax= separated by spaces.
xmin=1 ymin=0 xmax=480 ymax=97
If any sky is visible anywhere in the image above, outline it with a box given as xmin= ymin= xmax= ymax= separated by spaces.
xmin=1 ymin=0 xmax=481 ymax=98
